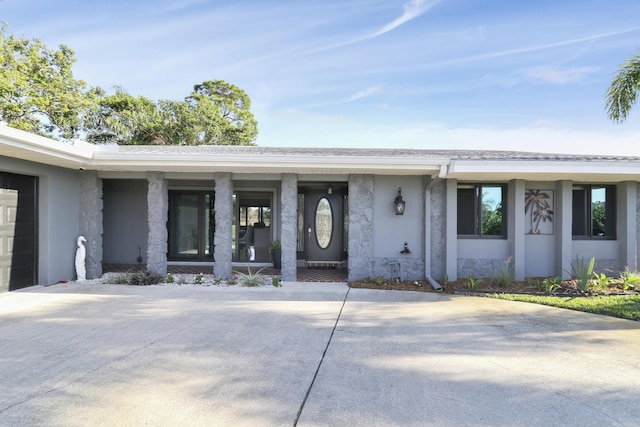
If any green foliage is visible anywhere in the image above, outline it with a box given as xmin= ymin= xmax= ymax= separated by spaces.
xmin=493 ymin=258 xmax=514 ymax=288
xmin=620 ymin=269 xmax=640 ymax=291
xmin=592 ymin=201 xmax=606 ymax=236
xmin=374 ymin=276 xmax=386 ymax=286
xmin=106 ymin=273 xmax=130 ymax=284
xmin=485 ymin=293 xmax=640 ymax=322
xmin=540 ymin=277 xmax=562 ymax=293
xmin=235 ymin=268 xmax=266 ymax=287
xmin=0 ymin=25 xmax=257 ymax=145
xmin=591 ymin=273 xmax=611 ymax=293
xmin=166 ymin=273 xmax=175 ymax=284
xmin=85 ymin=81 xmax=257 ymax=146
xmin=212 ymin=275 xmax=225 ymax=285
xmin=272 ymin=275 xmax=282 ymax=287
xmin=466 ymin=275 xmax=481 ymax=290
xmin=228 ymin=274 xmax=238 ymax=286
xmin=0 ymin=23 xmax=89 ymax=139
xmin=194 ymin=273 xmax=204 ymax=285
xmin=128 ymin=270 xmax=164 ymax=286
xmin=268 ymin=240 xmax=281 ymax=253
xmin=606 ymin=53 xmax=640 ymax=123
xmin=481 ymin=202 xmax=503 ymax=236
xmin=569 ymin=256 xmax=595 ymax=292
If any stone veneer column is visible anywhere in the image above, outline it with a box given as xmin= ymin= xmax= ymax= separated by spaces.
xmin=348 ymin=175 xmax=374 ymax=281
xmin=280 ymin=174 xmax=298 ymax=282
xmin=79 ymin=171 xmax=103 ymax=279
xmin=146 ymin=172 xmax=168 ymax=275
xmin=428 ymin=178 xmax=446 ymax=280
xmin=214 ymin=172 xmax=233 ymax=278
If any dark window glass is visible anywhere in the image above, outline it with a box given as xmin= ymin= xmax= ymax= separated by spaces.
xmin=572 ymin=185 xmax=616 ymax=239
xmin=457 ymin=184 xmax=506 ymax=237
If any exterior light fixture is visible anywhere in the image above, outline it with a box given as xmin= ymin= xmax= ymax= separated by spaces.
xmin=328 ymin=185 xmax=333 ymax=195
xmin=394 ymin=187 xmax=406 ymax=215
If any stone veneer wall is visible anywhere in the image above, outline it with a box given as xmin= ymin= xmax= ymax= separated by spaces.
xmin=146 ymin=172 xmax=168 ymax=275
xmin=280 ymin=174 xmax=298 ymax=282
xmin=348 ymin=175 xmax=374 ymax=281
xmin=214 ymin=172 xmax=232 ymax=278
xmin=430 ymin=178 xmax=446 ymax=280
xmin=79 ymin=171 xmax=103 ymax=279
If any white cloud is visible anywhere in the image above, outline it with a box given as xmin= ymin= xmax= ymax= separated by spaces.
xmin=369 ymin=0 xmax=441 ymax=38
xmin=347 ymin=86 xmax=382 ymax=102
xmin=524 ymin=66 xmax=597 ymax=84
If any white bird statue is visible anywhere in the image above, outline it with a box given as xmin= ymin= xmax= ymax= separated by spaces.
xmin=75 ymin=236 xmax=87 ymax=281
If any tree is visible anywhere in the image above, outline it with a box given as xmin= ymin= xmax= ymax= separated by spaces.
xmin=85 ymin=81 xmax=258 ymax=145
xmin=1 ymin=24 xmax=258 ymax=145
xmin=0 ymin=23 xmax=89 ymax=139
xmin=605 ymin=53 xmax=640 ymax=123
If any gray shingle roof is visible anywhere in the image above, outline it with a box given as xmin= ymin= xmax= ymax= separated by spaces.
xmin=114 ymin=145 xmax=640 ymax=162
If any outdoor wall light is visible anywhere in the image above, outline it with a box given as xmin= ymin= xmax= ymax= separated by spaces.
xmin=401 ymin=242 xmax=411 ymax=254
xmin=328 ymin=184 xmax=333 ymax=195
xmin=394 ymin=187 xmax=406 ymax=215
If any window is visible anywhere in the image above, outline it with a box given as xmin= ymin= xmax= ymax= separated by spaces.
xmin=457 ymin=184 xmax=506 ymax=237
xmin=168 ymin=191 xmax=214 ymax=260
xmin=572 ymin=185 xmax=616 ymax=239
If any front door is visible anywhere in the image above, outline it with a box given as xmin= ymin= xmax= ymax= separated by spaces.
xmin=0 ymin=172 xmax=38 ymax=292
xmin=303 ymin=190 xmax=344 ymax=262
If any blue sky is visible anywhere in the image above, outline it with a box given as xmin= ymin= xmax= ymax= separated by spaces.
xmin=4 ymin=0 xmax=640 ymax=154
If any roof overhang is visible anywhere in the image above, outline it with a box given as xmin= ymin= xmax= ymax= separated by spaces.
xmin=448 ymin=160 xmax=640 ymax=182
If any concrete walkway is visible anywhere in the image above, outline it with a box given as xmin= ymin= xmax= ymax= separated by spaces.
xmin=0 ymin=282 xmax=639 ymax=426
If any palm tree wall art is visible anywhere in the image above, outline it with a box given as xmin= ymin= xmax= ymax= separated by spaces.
xmin=524 ymin=189 xmax=554 ymax=234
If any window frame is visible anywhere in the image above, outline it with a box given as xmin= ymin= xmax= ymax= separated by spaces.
xmin=457 ymin=183 xmax=507 ymax=239
xmin=572 ymin=184 xmax=616 ymax=240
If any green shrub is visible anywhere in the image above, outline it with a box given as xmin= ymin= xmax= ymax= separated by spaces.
xmin=466 ymin=275 xmax=481 ymax=290
xmin=590 ymin=273 xmax=611 ymax=293
xmin=106 ymin=273 xmax=130 ymax=284
xmin=212 ymin=275 xmax=225 ymax=285
xmin=128 ymin=270 xmax=164 ymax=286
xmin=494 ymin=258 xmax=514 ymax=288
xmin=235 ymin=268 xmax=266 ymax=287
xmin=272 ymin=275 xmax=282 ymax=287
xmin=569 ymin=256 xmax=595 ymax=292
xmin=194 ymin=273 xmax=204 ymax=285
xmin=374 ymin=276 xmax=386 ymax=286
xmin=166 ymin=273 xmax=175 ymax=284
xmin=620 ymin=269 xmax=640 ymax=291
xmin=541 ymin=276 xmax=562 ymax=293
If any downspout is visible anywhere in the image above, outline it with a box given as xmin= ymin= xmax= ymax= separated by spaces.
xmin=423 ymin=164 xmax=448 ymax=291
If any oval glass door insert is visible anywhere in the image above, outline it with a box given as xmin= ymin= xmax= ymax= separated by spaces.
xmin=315 ymin=197 xmax=333 ymax=249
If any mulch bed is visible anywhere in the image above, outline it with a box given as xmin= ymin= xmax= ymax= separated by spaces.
xmin=349 ymin=278 xmax=640 ymax=296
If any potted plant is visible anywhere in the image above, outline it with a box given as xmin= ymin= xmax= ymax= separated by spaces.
xmin=268 ymin=240 xmax=282 ymax=270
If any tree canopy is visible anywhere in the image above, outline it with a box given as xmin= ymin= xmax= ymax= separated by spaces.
xmin=0 ymin=24 xmax=257 ymax=145
xmin=605 ymin=53 xmax=640 ymax=123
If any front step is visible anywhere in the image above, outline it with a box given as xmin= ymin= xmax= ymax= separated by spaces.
xmin=305 ymin=260 xmax=344 ymax=269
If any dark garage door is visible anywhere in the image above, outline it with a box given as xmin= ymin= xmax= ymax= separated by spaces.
xmin=0 ymin=172 xmax=37 ymax=292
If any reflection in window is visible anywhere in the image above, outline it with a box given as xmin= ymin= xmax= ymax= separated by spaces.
xmin=315 ymin=197 xmax=332 ymax=249
xmin=457 ymin=184 xmax=506 ymax=237
xmin=572 ymin=185 xmax=616 ymax=239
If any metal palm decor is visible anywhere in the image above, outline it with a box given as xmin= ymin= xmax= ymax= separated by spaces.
xmin=524 ymin=189 xmax=554 ymax=234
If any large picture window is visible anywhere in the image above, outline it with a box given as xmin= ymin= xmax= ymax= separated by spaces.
xmin=457 ymin=184 xmax=506 ymax=237
xmin=572 ymin=185 xmax=616 ymax=239
xmin=168 ymin=191 xmax=214 ymax=260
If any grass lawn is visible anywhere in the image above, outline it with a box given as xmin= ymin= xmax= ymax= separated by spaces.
xmin=483 ymin=293 xmax=640 ymax=321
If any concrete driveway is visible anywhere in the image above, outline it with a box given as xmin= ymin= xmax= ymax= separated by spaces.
xmin=0 ymin=282 xmax=639 ymax=426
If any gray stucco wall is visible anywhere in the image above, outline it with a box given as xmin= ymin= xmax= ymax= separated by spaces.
xmin=102 ymin=179 xmax=148 ymax=264
xmin=0 ymin=156 xmax=80 ymax=285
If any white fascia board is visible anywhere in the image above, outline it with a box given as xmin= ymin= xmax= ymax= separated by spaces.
xmin=0 ymin=125 xmax=95 ymax=165
xmin=90 ymin=152 xmax=450 ymax=174
xmin=448 ymin=160 xmax=640 ymax=181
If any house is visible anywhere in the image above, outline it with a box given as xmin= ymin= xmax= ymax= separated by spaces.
xmin=2 ymin=125 xmax=640 ymax=292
